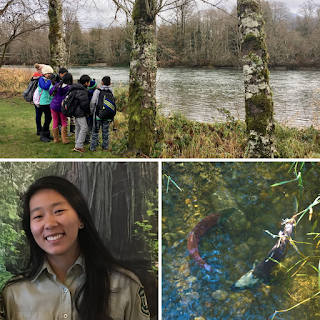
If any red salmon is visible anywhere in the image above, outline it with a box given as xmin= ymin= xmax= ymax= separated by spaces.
xmin=187 ymin=213 xmax=220 ymax=272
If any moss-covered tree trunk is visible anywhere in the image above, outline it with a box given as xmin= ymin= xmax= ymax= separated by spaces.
xmin=48 ymin=0 xmax=67 ymax=71
xmin=128 ymin=0 xmax=157 ymax=155
xmin=238 ymin=0 xmax=276 ymax=158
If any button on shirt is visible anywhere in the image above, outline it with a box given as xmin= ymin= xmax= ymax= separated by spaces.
xmin=1 ymin=256 xmax=150 ymax=320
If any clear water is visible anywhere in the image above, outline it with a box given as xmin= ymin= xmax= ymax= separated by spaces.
xmin=162 ymin=162 xmax=320 ymax=320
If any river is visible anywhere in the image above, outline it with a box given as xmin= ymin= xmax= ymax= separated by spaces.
xmin=68 ymin=66 xmax=320 ymax=128
xmin=15 ymin=65 xmax=320 ymax=128
xmin=162 ymin=162 xmax=320 ymax=320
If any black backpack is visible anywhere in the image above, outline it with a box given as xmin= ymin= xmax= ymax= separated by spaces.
xmin=61 ymin=90 xmax=77 ymax=117
xmin=95 ymin=88 xmax=116 ymax=120
xmin=23 ymin=77 xmax=39 ymax=102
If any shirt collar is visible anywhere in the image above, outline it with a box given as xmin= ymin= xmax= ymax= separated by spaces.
xmin=31 ymin=254 xmax=85 ymax=282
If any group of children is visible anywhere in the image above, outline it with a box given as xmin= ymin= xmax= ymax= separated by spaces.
xmin=33 ymin=63 xmax=114 ymax=153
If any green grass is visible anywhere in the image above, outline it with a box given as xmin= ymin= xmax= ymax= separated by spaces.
xmin=0 ymin=96 xmax=126 ymax=158
xmin=2 ymin=94 xmax=320 ymax=158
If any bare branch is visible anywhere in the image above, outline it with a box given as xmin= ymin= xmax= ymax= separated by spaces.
xmin=0 ymin=0 xmax=15 ymax=16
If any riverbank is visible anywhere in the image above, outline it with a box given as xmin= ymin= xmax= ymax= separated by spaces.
xmin=1 ymin=68 xmax=320 ymax=158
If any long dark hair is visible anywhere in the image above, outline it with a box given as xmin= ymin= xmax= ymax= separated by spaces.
xmin=52 ymin=72 xmax=73 ymax=96
xmin=11 ymin=175 xmax=125 ymax=320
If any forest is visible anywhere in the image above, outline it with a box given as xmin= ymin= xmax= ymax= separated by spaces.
xmin=2 ymin=0 xmax=320 ymax=68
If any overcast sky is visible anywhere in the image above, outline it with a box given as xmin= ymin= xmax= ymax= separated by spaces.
xmin=225 ymin=0 xmax=311 ymax=13
xmin=77 ymin=0 xmax=317 ymax=29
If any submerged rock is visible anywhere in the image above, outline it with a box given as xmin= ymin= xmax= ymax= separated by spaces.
xmin=211 ymin=289 xmax=228 ymax=301
xmin=234 ymin=242 xmax=251 ymax=259
xmin=247 ymin=237 xmax=256 ymax=246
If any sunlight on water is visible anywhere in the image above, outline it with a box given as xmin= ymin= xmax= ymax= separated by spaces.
xmin=162 ymin=162 xmax=320 ymax=320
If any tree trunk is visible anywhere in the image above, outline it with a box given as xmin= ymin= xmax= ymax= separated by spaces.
xmin=128 ymin=0 xmax=157 ymax=155
xmin=48 ymin=0 xmax=67 ymax=71
xmin=238 ymin=0 xmax=276 ymax=158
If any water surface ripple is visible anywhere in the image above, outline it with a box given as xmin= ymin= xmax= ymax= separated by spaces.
xmin=69 ymin=67 xmax=320 ymax=127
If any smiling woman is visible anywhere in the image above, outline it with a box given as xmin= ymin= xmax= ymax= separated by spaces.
xmin=1 ymin=176 xmax=150 ymax=320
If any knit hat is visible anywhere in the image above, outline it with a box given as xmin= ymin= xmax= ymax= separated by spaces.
xmin=42 ymin=65 xmax=54 ymax=75
xmin=88 ymin=79 xmax=97 ymax=90
xmin=34 ymin=63 xmax=44 ymax=73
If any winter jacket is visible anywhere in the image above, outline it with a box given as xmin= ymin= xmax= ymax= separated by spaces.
xmin=38 ymin=76 xmax=53 ymax=106
xmin=68 ymin=83 xmax=90 ymax=118
xmin=49 ymin=82 xmax=70 ymax=112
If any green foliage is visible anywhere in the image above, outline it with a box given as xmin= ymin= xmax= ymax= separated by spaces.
xmin=0 ymin=162 xmax=54 ymax=289
xmin=114 ymin=86 xmax=129 ymax=113
xmin=134 ymin=198 xmax=158 ymax=277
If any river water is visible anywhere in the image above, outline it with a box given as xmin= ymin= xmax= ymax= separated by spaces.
xmin=68 ymin=66 xmax=320 ymax=128
xmin=13 ymin=65 xmax=320 ymax=127
xmin=162 ymin=162 xmax=320 ymax=320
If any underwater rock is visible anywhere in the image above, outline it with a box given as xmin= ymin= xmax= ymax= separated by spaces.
xmin=185 ymin=198 xmax=191 ymax=205
xmin=234 ymin=242 xmax=251 ymax=259
xmin=173 ymin=241 xmax=180 ymax=248
xmin=186 ymin=276 xmax=197 ymax=284
xmin=210 ymin=188 xmax=240 ymax=212
xmin=247 ymin=237 xmax=256 ymax=246
xmin=163 ymin=233 xmax=170 ymax=242
xmin=221 ymin=208 xmax=248 ymax=236
xmin=211 ymin=289 xmax=228 ymax=301
xmin=194 ymin=317 xmax=205 ymax=320
xmin=182 ymin=291 xmax=200 ymax=305
xmin=228 ymin=292 xmax=241 ymax=300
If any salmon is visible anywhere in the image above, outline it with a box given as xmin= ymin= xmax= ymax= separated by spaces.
xmin=187 ymin=213 xmax=220 ymax=272
xmin=230 ymin=214 xmax=297 ymax=291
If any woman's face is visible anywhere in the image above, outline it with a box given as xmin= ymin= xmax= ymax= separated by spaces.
xmin=29 ymin=189 xmax=82 ymax=259
xmin=44 ymin=73 xmax=51 ymax=79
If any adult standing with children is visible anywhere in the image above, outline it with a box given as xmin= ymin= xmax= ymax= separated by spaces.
xmin=38 ymin=65 xmax=54 ymax=142
xmin=49 ymin=73 xmax=73 ymax=144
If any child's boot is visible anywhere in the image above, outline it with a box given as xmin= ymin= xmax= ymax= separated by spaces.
xmin=52 ymin=128 xmax=61 ymax=143
xmin=61 ymin=126 xmax=70 ymax=144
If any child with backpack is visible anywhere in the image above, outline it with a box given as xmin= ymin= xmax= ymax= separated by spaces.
xmin=65 ymin=75 xmax=91 ymax=153
xmin=49 ymin=72 xmax=73 ymax=144
xmin=89 ymin=76 xmax=116 ymax=152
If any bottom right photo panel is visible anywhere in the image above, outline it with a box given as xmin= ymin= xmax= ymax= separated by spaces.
xmin=162 ymin=162 xmax=320 ymax=320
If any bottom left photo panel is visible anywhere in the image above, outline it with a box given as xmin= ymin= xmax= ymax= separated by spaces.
xmin=0 ymin=161 xmax=158 ymax=320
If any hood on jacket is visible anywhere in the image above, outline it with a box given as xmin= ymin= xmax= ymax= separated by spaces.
xmin=69 ymin=83 xmax=87 ymax=91
xmin=99 ymin=85 xmax=113 ymax=94
xmin=57 ymin=84 xmax=70 ymax=96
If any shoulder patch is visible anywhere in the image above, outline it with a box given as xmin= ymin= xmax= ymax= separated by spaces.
xmin=137 ymin=287 xmax=150 ymax=317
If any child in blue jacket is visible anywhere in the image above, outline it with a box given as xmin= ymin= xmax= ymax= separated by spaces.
xmin=38 ymin=65 xmax=54 ymax=142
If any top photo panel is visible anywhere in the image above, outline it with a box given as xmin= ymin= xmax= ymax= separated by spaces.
xmin=1 ymin=0 xmax=319 ymax=159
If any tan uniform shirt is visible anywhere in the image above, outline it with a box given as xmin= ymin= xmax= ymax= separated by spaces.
xmin=1 ymin=256 xmax=150 ymax=320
